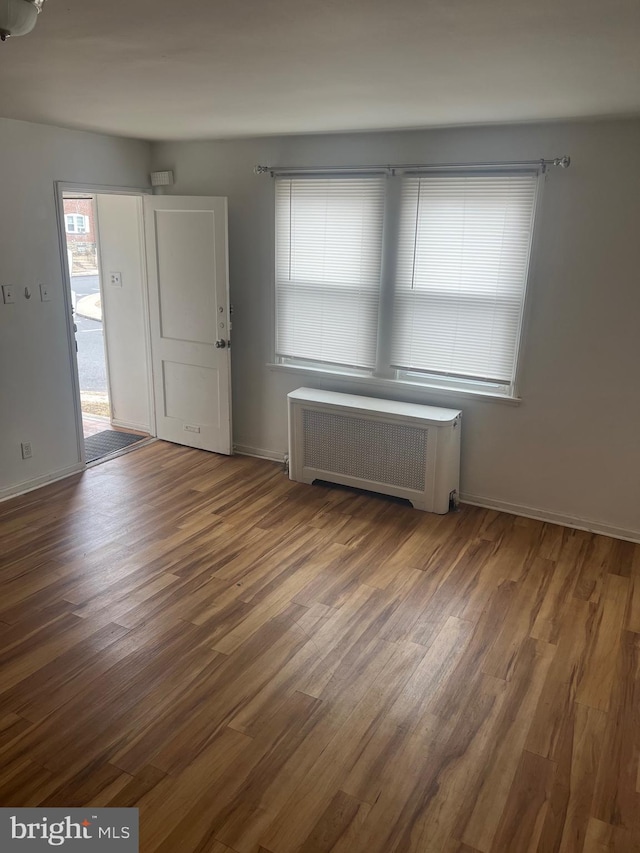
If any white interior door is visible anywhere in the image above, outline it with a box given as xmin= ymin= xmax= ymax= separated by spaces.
xmin=144 ymin=196 xmax=232 ymax=454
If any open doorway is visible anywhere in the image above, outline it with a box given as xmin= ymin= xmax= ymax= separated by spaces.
xmin=57 ymin=186 xmax=232 ymax=465
xmin=61 ymin=189 xmax=154 ymax=465
xmin=62 ymin=194 xmax=111 ymax=439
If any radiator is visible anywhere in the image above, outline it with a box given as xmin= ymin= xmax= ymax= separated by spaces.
xmin=287 ymin=388 xmax=461 ymax=513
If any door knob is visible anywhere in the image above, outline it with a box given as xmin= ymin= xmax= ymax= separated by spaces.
xmin=215 ymin=339 xmax=227 ymax=349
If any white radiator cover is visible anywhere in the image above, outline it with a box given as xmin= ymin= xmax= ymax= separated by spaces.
xmin=287 ymin=388 xmax=461 ymax=513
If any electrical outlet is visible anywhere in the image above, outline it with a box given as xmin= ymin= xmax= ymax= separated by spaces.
xmin=21 ymin=441 xmax=33 ymax=459
xmin=2 ymin=285 xmax=15 ymax=304
xmin=109 ymin=272 xmax=122 ymax=287
xmin=39 ymin=283 xmax=51 ymax=301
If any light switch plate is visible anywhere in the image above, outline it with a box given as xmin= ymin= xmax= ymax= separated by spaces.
xmin=39 ymin=283 xmax=51 ymax=302
xmin=110 ymin=272 xmax=122 ymax=287
xmin=2 ymin=285 xmax=15 ymax=304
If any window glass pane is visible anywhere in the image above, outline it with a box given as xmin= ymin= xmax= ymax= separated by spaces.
xmin=392 ymin=174 xmax=538 ymax=384
xmin=275 ymin=177 xmax=385 ymax=370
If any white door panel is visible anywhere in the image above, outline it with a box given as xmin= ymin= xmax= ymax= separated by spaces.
xmin=144 ymin=196 xmax=232 ymax=454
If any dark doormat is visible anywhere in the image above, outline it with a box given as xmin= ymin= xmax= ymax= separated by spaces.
xmin=84 ymin=430 xmax=145 ymax=463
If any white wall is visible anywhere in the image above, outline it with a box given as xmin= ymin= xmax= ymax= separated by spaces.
xmin=152 ymin=119 xmax=640 ymax=540
xmin=0 ymin=118 xmax=150 ymax=498
xmin=96 ymin=194 xmax=151 ymax=433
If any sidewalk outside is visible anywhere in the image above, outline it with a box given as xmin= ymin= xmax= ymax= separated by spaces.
xmin=73 ymin=289 xmax=108 ymax=416
xmin=75 ymin=293 xmax=102 ymax=321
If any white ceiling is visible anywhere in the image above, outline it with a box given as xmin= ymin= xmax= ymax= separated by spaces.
xmin=1 ymin=0 xmax=640 ymax=141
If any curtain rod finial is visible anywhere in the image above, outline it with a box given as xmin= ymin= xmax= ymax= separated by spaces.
xmin=254 ymin=165 xmax=270 ymax=175
xmin=555 ymin=155 xmax=571 ymax=169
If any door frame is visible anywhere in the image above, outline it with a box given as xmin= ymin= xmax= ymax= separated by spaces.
xmin=55 ymin=182 xmax=154 ymax=465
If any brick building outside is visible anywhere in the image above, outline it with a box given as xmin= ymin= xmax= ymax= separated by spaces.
xmin=63 ymin=197 xmax=98 ymax=275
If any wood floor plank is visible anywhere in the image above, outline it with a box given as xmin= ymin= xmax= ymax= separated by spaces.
xmin=339 ymin=674 xmax=505 ymax=853
xmin=626 ymin=547 xmax=640 ymax=634
xmin=490 ymin=749 xmax=555 ymax=853
xmin=537 ymin=703 xmax=607 ymax=853
xmin=531 ymin=532 xmax=589 ymax=643
xmin=591 ymin=630 xmax=640 ymax=835
xmin=256 ymin=639 xmax=408 ymax=853
xmin=525 ymin=596 xmax=598 ymax=760
xmin=1 ymin=442 xmax=639 ymax=853
xmin=460 ymin=638 xmax=556 ymax=851
xmin=573 ymin=536 xmax=615 ymax=604
xmin=481 ymin=556 xmax=554 ymax=681
xmin=582 ymin=817 xmax=638 ymax=852
xmin=0 ymin=621 xmax=131 ymax=722
xmin=575 ymin=572 xmax=630 ymax=712
xmin=298 ymin=789 xmax=370 ymax=853
xmin=386 ymin=616 xmax=475 ymax=726
xmin=135 ymin=726 xmax=253 ymax=851
xmin=107 ymin=764 xmax=167 ymax=808
xmin=429 ymin=578 xmax=516 ymax=720
xmin=39 ymin=761 xmax=132 ymax=808
xmin=140 ymin=692 xmax=322 ymax=852
xmin=0 ymin=611 xmax=119 ymax=693
xmin=442 ymin=843 xmax=483 ymax=853
xmin=0 ymin=757 xmax=58 ymax=806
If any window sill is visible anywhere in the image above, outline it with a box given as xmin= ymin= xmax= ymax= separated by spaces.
xmin=267 ymin=363 xmax=522 ymax=406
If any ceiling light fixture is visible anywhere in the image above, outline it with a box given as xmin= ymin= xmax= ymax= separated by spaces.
xmin=0 ymin=0 xmax=46 ymax=41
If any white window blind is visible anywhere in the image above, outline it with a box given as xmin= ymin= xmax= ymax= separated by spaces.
xmin=391 ymin=173 xmax=539 ymax=385
xmin=275 ymin=176 xmax=385 ymax=370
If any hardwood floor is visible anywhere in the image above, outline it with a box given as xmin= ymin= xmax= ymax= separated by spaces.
xmin=0 ymin=441 xmax=638 ymax=853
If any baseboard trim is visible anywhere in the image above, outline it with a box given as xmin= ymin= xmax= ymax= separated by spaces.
xmin=460 ymin=492 xmax=640 ymax=544
xmin=233 ymin=444 xmax=286 ymax=463
xmin=0 ymin=463 xmax=84 ymax=503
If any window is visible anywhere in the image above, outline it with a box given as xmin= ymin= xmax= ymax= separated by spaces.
xmin=274 ymin=171 xmax=540 ymax=398
xmin=275 ymin=177 xmax=385 ymax=370
xmin=392 ymin=174 xmax=538 ymax=387
xmin=65 ymin=213 xmax=89 ymax=234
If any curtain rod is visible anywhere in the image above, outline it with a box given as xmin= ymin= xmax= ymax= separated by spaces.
xmin=254 ymin=156 xmax=570 ymax=177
